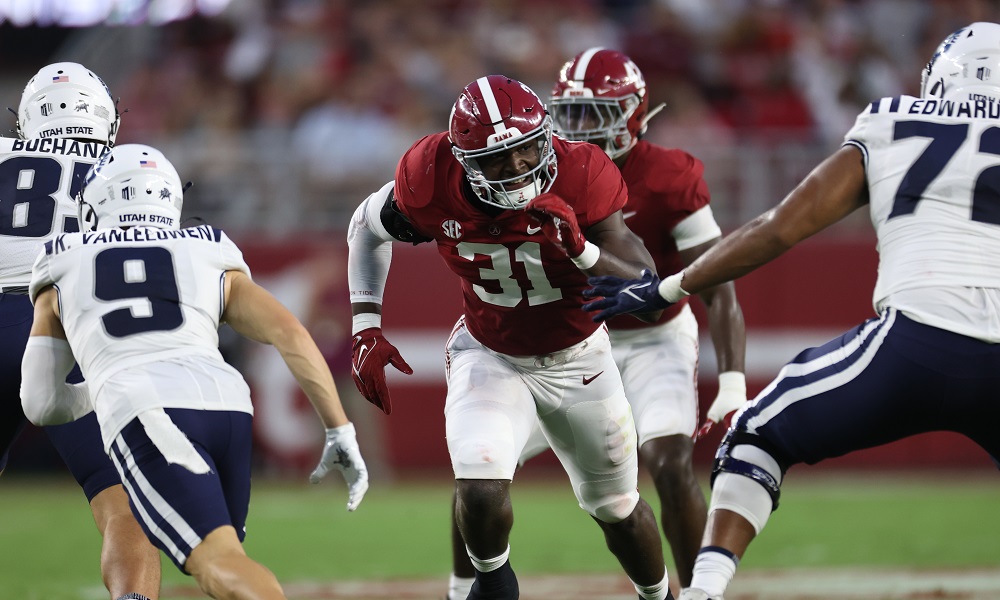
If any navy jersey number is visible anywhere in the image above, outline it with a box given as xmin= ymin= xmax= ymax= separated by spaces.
xmin=0 ymin=156 xmax=88 ymax=237
xmin=94 ymin=247 xmax=184 ymax=338
xmin=891 ymin=121 xmax=1000 ymax=224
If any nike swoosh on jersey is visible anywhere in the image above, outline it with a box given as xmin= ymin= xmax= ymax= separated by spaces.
xmin=527 ymin=225 xmax=542 ymax=234
xmin=582 ymin=371 xmax=604 ymax=385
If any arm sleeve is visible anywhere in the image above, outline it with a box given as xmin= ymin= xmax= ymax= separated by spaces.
xmin=20 ymin=337 xmax=92 ymax=426
xmin=348 ymin=181 xmax=397 ymax=306
xmin=672 ymin=205 xmax=723 ymax=251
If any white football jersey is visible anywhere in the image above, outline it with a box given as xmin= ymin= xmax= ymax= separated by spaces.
xmin=0 ymin=136 xmax=106 ymax=289
xmin=29 ymin=224 xmax=253 ymax=448
xmin=845 ymin=94 xmax=1000 ymax=341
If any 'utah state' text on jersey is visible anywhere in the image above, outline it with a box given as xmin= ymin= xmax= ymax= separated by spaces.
xmin=394 ymin=133 xmax=627 ymax=356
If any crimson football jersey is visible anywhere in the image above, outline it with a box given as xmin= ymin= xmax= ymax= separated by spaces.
xmin=394 ymin=133 xmax=626 ymax=355
xmin=608 ymin=140 xmax=711 ymax=331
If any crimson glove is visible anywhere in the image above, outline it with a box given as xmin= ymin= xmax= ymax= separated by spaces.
xmin=351 ymin=327 xmax=412 ymax=415
xmin=526 ymin=193 xmax=586 ymax=258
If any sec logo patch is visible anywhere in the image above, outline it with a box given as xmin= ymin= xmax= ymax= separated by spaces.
xmin=441 ymin=219 xmax=463 ymax=239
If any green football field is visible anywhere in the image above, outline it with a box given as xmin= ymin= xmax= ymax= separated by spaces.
xmin=1 ymin=469 xmax=997 ymax=600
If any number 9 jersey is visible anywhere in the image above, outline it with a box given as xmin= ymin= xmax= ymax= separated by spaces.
xmin=27 ymin=224 xmax=253 ymax=449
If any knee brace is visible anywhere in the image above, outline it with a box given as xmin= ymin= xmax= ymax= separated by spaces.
xmin=709 ymin=430 xmax=786 ymax=534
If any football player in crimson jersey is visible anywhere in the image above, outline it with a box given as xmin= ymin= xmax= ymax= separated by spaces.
xmin=0 ymin=63 xmax=162 ymax=600
xmin=446 ymin=49 xmax=748 ymax=599
xmin=348 ymin=75 xmax=673 ymax=600
xmin=584 ymin=23 xmax=1000 ymax=600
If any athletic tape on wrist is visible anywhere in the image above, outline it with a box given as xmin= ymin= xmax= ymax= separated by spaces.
xmin=570 ymin=241 xmax=600 ymax=270
xmin=657 ymin=271 xmax=691 ymax=303
xmin=352 ymin=312 xmax=382 ymax=334
xmin=718 ymin=371 xmax=746 ymax=393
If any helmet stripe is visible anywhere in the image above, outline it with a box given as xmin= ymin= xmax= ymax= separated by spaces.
xmin=477 ymin=76 xmax=506 ymax=135
xmin=572 ymin=47 xmax=604 ymax=81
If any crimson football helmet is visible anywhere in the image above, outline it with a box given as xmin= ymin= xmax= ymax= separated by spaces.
xmin=450 ymin=75 xmax=557 ymax=210
xmin=921 ymin=22 xmax=1000 ymax=101
xmin=550 ymin=48 xmax=659 ymax=160
xmin=18 ymin=62 xmax=120 ymax=146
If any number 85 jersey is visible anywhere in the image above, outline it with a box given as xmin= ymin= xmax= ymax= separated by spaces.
xmin=28 ymin=224 xmax=251 ymax=399
xmin=0 ymin=136 xmax=105 ymax=289
xmin=846 ymin=94 xmax=1000 ymax=337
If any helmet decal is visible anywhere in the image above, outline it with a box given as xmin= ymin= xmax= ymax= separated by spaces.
xmin=77 ymin=144 xmax=184 ymax=232
xmin=18 ymin=62 xmax=120 ymax=146
xmin=921 ymin=23 xmax=1000 ymax=101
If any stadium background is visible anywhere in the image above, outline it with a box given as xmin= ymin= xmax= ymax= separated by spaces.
xmin=6 ymin=0 xmax=995 ymax=479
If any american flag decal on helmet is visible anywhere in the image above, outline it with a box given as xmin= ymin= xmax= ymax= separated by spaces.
xmin=140 ymin=160 xmax=157 ymax=168
xmin=52 ymin=75 xmax=69 ymax=83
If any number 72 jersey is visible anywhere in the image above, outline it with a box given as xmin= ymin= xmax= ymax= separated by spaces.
xmin=28 ymin=225 xmax=251 ymax=397
xmin=846 ymin=95 xmax=1000 ymax=307
xmin=0 ymin=136 xmax=105 ymax=288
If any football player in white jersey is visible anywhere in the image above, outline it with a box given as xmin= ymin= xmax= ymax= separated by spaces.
xmin=20 ymin=144 xmax=370 ymax=600
xmin=0 ymin=62 xmax=162 ymax=600
xmin=583 ymin=22 xmax=1000 ymax=600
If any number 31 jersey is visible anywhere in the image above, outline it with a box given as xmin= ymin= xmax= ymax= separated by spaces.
xmin=845 ymin=94 xmax=1000 ymax=339
xmin=0 ymin=136 xmax=105 ymax=289
xmin=28 ymin=225 xmax=252 ymax=416
xmin=393 ymin=133 xmax=627 ymax=356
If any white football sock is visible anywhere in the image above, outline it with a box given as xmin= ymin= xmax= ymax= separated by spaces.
xmin=689 ymin=547 xmax=738 ymax=598
xmin=633 ymin=568 xmax=670 ymax=600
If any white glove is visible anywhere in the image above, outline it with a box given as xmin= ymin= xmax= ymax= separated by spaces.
xmin=310 ymin=423 xmax=370 ymax=511
xmin=697 ymin=371 xmax=747 ymax=440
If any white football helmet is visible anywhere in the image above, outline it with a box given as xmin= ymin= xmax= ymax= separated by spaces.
xmin=921 ymin=22 xmax=1000 ymax=101
xmin=77 ymin=144 xmax=184 ymax=232
xmin=18 ymin=62 xmax=120 ymax=145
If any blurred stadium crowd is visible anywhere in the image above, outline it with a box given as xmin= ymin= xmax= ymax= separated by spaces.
xmin=2 ymin=0 xmax=997 ymax=232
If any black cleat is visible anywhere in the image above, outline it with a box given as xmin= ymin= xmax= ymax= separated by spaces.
xmin=668 ymin=591 xmax=675 ymax=600
xmin=638 ymin=591 xmax=675 ymax=600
